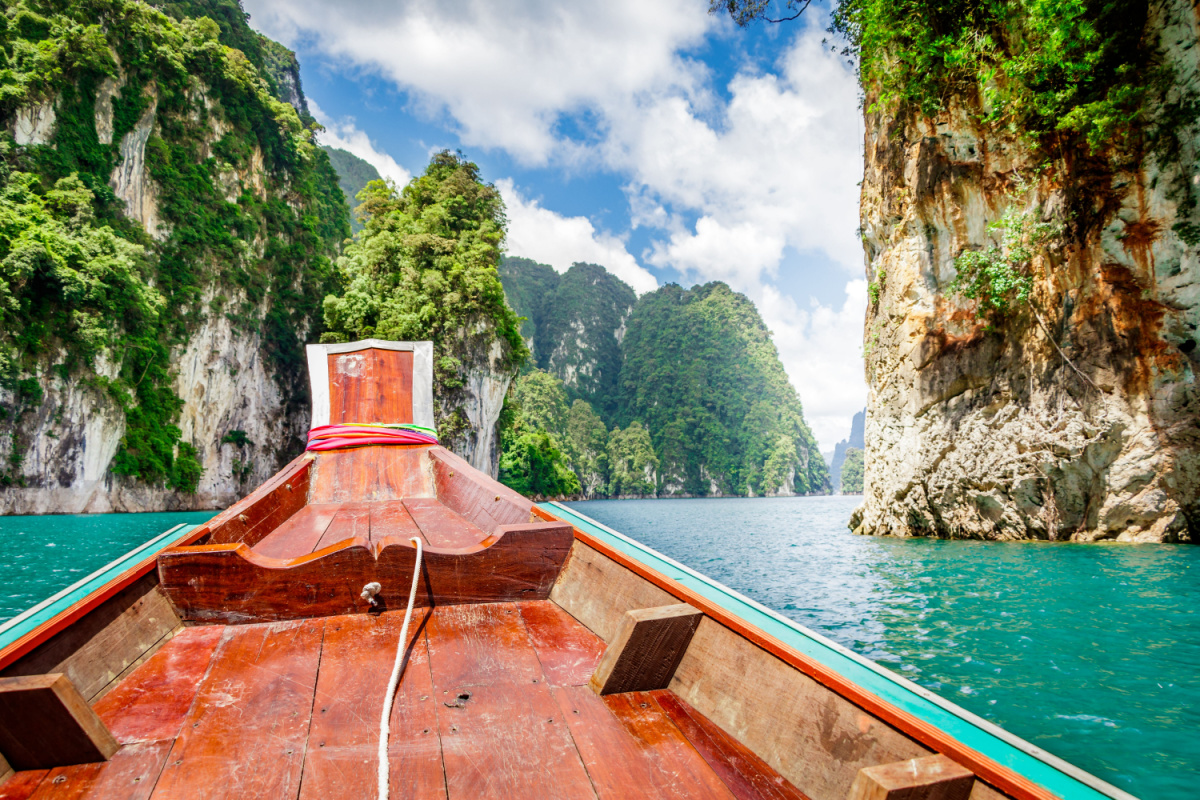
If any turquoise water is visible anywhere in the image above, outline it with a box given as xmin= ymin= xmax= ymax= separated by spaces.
xmin=567 ymin=496 xmax=1200 ymax=800
xmin=0 ymin=511 xmax=216 ymax=624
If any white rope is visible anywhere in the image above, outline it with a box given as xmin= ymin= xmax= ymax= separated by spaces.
xmin=378 ymin=537 xmax=423 ymax=800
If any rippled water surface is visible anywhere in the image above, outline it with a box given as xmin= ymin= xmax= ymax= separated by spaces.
xmin=0 ymin=511 xmax=216 ymax=623
xmin=567 ymin=496 xmax=1199 ymax=800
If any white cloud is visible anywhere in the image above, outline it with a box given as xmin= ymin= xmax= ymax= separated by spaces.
xmin=499 ymin=179 xmax=659 ymax=295
xmin=244 ymin=0 xmax=711 ymax=165
xmin=758 ymin=280 xmax=868 ymax=450
xmin=309 ymin=99 xmax=411 ymax=186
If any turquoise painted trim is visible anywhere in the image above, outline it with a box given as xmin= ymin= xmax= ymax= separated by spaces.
xmin=0 ymin=523 xmax=201 ymax=653
xmin=543 ymin=501 xmax=1136 ymax=800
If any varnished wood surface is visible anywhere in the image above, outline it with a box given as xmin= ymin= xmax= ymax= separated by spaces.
xmin=328 ymin=348 xmax=414 ymax=424
xmin=2 ymin=602 xmax=808 ymax=800
xmin=308 ymin=447 xmax=434 ymax=504
xmin=159 ymin=522 xmax=574 ymax=623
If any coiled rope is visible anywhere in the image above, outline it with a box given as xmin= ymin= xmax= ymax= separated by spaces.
xmin=378 ymin=536 xmax=424 ymax=800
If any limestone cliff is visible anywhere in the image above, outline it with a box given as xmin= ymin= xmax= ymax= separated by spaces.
xmin=0 ymin=0 xmax=346 ymax=513
xmin=854 ymin=0 xmax=1200 ymax=542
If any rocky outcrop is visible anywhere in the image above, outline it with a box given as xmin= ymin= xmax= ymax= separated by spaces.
xmin=829 ymin=409 xmax=865 ymax=494
xmin=441 ymin=330 xmax=517 ymax=479
xmin=854 ymin=0 xmax=1200 ymax=542
xmin=109 ymin=84 xmax=166 ymax=241
xmin=11 ymin=100 xmax=55 ymax=145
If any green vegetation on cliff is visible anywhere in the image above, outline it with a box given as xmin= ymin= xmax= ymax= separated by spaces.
xmin=0 ymin=0 xmax=347 ymax=490
xmin=499 ymin=261 xmax=828 ymax=498
xmin=499 ymin=258 xmax=634 ymax=421
xmin=322 ymin=146 xmax=381 ymax=234
xmin=840 ymin=448 xmax=864 ymax=494
xmin=320 ymin=151 xmax=527 ymax=450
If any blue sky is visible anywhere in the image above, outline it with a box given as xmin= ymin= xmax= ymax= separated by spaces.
xmin=242 ymin=0 xmax=867 ymax=450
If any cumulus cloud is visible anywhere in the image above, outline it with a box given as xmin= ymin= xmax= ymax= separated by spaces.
xmin=758 ymin=280 xmax=868 ymax=450
xmin=499 ymin=180 xmax=659 ymax=294
xmin=244 ymin=0 xmax=710 ymax=165
xmin=309 ymin=99 xmax=411 ymax=186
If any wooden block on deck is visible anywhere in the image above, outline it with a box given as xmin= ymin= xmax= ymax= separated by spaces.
xmin=848 ymin=755 xmax=974 ymax=800
xmin=0 ymin=674 xmax=119 ymax=770
xmin=0 ymin=750 xmax=12 ymax=785
xmin=589 ymin=603 xmax=702 ymax=695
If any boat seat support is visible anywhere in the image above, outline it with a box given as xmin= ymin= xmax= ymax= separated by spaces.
xmin=589 ymin=603 xmax=702 ymax=695
xmin=847 ymin=754 xmax=974 ymax=800
xmin=0 ymin=673 xmax=119 ymax=770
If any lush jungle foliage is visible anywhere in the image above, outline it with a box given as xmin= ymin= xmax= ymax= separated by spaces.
xmin=322 ymin=146 xmax=381 ymax=234
xmin=499 ymin=258 xmax=634 ymax=422
xmin=499 ymin=261 xmax=828 ymax=498
xmin=840 ymin=448 xmax=864 ymax=494
xmin=321 ymin=151 xmax=527 ymax=450
xmin=0 ymin=0 xmax=347 ymax=490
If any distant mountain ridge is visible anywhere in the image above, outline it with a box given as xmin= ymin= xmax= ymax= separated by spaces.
xmin=499 ymin=257 xmax=830 ymax=497
xmin=322 ymin=147 xmax=383 ymax=233
xmin=829 ymin=409 xmax=865 ymax=493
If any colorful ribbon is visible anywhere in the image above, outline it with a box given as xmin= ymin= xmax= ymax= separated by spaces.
xmin=306 ymin=423 xmax=439 ymax=451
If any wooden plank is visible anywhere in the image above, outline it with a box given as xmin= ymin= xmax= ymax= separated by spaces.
xmin=0 ymin=674 xmax=119 ymax=769
xmin=328 ymin=348 xmax=413 ymax=424
xmin=376 ymin=447 xmax=436 ymax=499
xmin=299 ymin=612 xmax=445 ymax=800
xmin=29 ymin=740 xmax=171 ymax=800
xmin=550 ymin=541 xmax=679 ymax=642
xmin=518 ymin=601 xmax=605 ymax=687
xmin=429 ymin=447 xmax=532 ymax=534
xmin=369 ymin=500 xmax=426 ymax=547
xmin=205 ymin=456 xmax=312 ymax=547
xmin=314 ymin=502 xmax=371 ymax=552
xmin=159 ymin=522 xmax=574 ymax=623
xmin=425 ymin=604 xmax=596 ymax=799
xmin=2 ymin=576 xmax=182 ymax=703
xmin=848 ymin=755 xmax=975 ymax=800
xmin=655 ymin=691 xmax=811 ymax=800
xmin=0 ymin=752 xmax=11 ymax=786
xmin=150 ymin=619 xmax=324 ymax=800
xmin=673 ymin=617 xmax=928 ymax=800
xmin=546 ymin=527 xmax=1054 ymax=800
xmin=251 ymin=504 xmax=341 ymax=560
xmin=402 ymin=498 xmax=485 ymax=549
xmin=553 ymin=684 xmax=736 ymax=799
xmin=590 ymin=604 xmax=702 ymax=695
xmin=92 ymin=626 xmax=224 ymax=745
xmin=0 ymin=769 xmax=47 ymax=800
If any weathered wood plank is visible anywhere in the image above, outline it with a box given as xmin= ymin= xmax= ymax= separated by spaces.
xmin=671 ymin=617 xmax=929 ymax=800
xmin=314 ymin=502 xmax=371 ymax=552
xmin=29 ymin=740 xmax=171 ymax=800
xmin=550 ymin=541 xmax=680 ymax=643
xmin=251 ymin=504 xmax=341 ymax=560
xmin=429 ymin=447 xmax=532 ymax=534
xmin=298 ymin=612 xmax=445 ymax=800
xmin=92 ymin=626 xmax=224 ymax=745
xmin=655 ymin=691 xmax=811 ymax=800
xmin=2 ymin=575 xmax=181 ymax=703
xmin=848 ymin=755 xmax=974 ymax=800
xmin=590 ymin=604 xmax=702 ymax=695
xmin=204 ymin=457 xmax=311 ymax=547
xmin=0 ymin=769 xmax=47 ymax=800
xmin=426 ymin=604 xmax=596 ymax=799
xmin=0 ymin=674 xmax=119 ymax=769
xmin=0 ymin=752 xmax=12 ymax=786
xmin=328 ymin=348 xmax=414 ymax=425
xmin=376 ymin=447 xmax=436 ymax=499
xmin=369 ymin=499 xmax=426 ymax=547
xmin=150 ymin=619 xmax=324 ymax=800
xmin=402 ymin=498 xmax=485 ymax=549
xmin=518 ymin=601 xmax=605 ymax=687
xmin=159 ymin=523 xmax=573 ymax=623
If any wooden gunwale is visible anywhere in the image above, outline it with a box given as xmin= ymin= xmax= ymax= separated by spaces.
xmin=532 ymin=505 xmax=1057 ymax=800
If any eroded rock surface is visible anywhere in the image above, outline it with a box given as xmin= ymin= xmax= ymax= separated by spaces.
xmin=854 ymin=0 xmax=1200 ymax=542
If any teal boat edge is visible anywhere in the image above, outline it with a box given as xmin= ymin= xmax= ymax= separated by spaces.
xmin=0 ymin=522 xmax=202 ymax=653
xmin=541 ymin=501 xmax=1137 ymax=800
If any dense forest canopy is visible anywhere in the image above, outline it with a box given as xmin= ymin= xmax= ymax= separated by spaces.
xmin=0 ymin=0 xmax=347 ymax=491
xmin=320 ymin=151 xmax=527 ymax=450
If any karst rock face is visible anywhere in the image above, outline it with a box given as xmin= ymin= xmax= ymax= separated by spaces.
xmin=854 ymin=0 xmax=1200 ymax=542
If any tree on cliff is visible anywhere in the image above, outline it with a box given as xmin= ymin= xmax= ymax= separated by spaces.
xmin=498 ymin=370 xmax=580 ymax=497
xmin=321 ymin=151 xmax=528 ymax=452
xmin=608 ymin=422 xmax=658 ymax=497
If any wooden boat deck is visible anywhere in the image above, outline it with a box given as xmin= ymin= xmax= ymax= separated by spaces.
xmin=252 ymin=499 xmax=487 ymax=559
xmin=0 ymin=601 xmax=807 ymax=800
